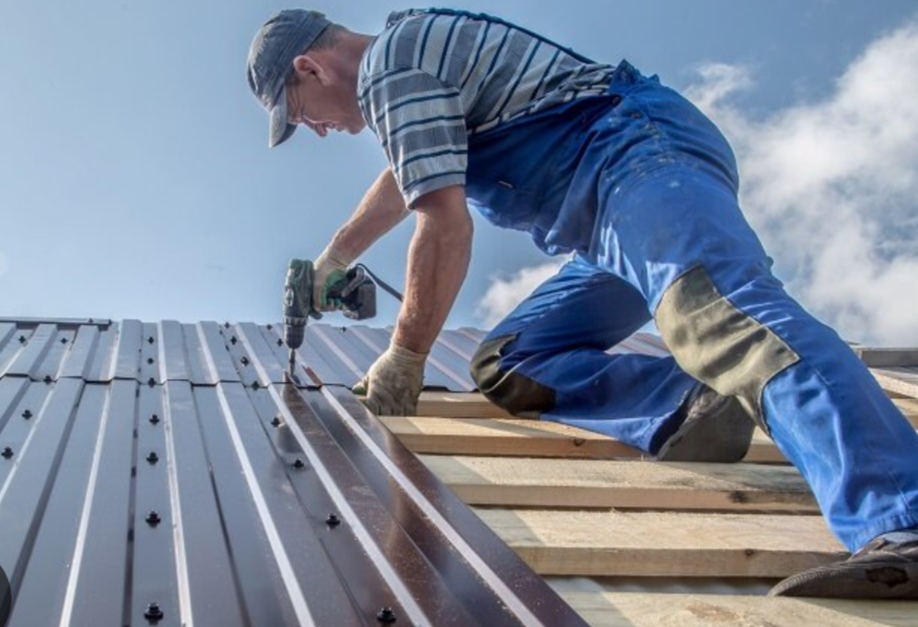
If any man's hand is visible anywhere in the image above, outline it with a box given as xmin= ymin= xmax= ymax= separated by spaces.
xmin=312 ymin=247 xmax=350 ymax=311
xmin=353 ymin=343 xmax=426 ymax=415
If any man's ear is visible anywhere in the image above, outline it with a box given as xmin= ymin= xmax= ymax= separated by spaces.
xmin=292 ymin=54 xmax=329 ymax=85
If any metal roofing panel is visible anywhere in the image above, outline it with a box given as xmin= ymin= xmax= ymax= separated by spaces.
xmin=0 ymin=317 xmax=592 ymax=626
xmin=0 ymin=319 xmax=666 ymax=391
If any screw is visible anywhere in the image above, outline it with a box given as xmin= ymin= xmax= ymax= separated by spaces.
xmin=18 ymin=335 xmax=26 ymax=344
xmin=266 ymin=324 xmax=273 ymax=331
xmin=43 ymin=375 xmax=53 ymax=384
xmin=147 ymin=378 xmax=156 ymax=387
xmin=230 ymin=336 xmax=237 ymax=345
xmin=146 ymin=511 xmax=162 ymax=527
xmin=148 ymin=336 xmax=155 ymax=344
xmin=22 ymin=410 xmax=32 ymax=419
xmin=293 ymin=458 xmax=305 ymax=469
xmin=146 ymin=452 xmax=159 ymax=465
xmin=241 ymin=356 xmax=250 ymax=366
xmin=61 ymin=337 xmax=68 ymax=344
xmin=277 ymin=338 xmax=284 ymax=347
xmin=252 ymin=381 xmax=261 ymax=390
xmin=271 ymin=416 xmax=282 ymax=427
xmin=224 ymin=322 xmax=230 ymax=329
xmin=1 ymin=447 xmax=13 ymax=459
xmin=144 ymin=602 xmax=164 ymax=622
xmin=377 ymin=607 xmax=397 ymax=624
xmin=326 ymin=513 xmax=341 ymax=527
xmin=150 ymin=414 xmax=160 ymax=425
xmin=147 ymin=358 xmax=154 ymax=365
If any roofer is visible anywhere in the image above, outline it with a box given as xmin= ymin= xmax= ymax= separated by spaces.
xmin=247 ymin=9 xmax=918 ymax=599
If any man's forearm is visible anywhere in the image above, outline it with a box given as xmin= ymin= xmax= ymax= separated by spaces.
xmin=393 ymin=186 xmax=473 ymax=354
xmin=326 ymin=167 xmax=409 ymax=262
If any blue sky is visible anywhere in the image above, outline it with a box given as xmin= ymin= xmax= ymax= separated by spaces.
xmin=2 ymin=1 xmax=917 ymax=345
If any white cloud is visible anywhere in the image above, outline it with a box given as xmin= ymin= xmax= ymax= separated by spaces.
xmin=685 ymin=20 xmax=918 ymax=345
xmin=475 ymin=259 xmax=567 ymax=327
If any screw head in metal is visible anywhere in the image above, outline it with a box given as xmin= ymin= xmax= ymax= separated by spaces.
xmin=377 ymin=607 xmax=397 ymax=623
xmin=293 ymin=458 xmax=305 ymax=469
xmin=146 ymin=511 xmax=162 ymax=527
xmin=61 ymin=337 xmax=68 ymax=344
xmin=241 ymin=356 xmax=250 ymax=366
xmin=147 ymin=358 xmax=154 ymax=365
xmin=224 ymin=322 xmax=230 ymax=329
xmin=1 ymin=447 xmax=13 ymax=459
xmin=144 ymin=602 xmax=164 ymax=622
xmin=266 ymin=324 xmax=273 ymax=331
xmin=22 ymin=410 xmax=32 ymax=419
xmin=252 ymin=381 xmax=261 ymax=390
xmin=147 ymin=377 xmax=156 ymax=387
xmin=43 ymin=375 xmax=53 ymax=384
xmin=150 ymin=414 xmax=160 ymax=425
xmin=325 ymin=513 xmax=341 ymax=527
xmin=230 ymin=336 xmax=237 ymax=345
xmin=271 ymin=416 xmax=282 ymax=428
xmin=146 ymin=452 xmax=159 ymax=465
xmin=148 ymin=336 xmax=155 ymax=344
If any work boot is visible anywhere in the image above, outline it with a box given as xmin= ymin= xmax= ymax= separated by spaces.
xmin=769 ymin=535 xmax=918 ymax=599
xmin=655 ymin=385 xmax=754 ymax=463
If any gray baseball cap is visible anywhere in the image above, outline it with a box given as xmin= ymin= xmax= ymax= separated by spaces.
xmin=247 ymin=10 xmax=332 ymax=147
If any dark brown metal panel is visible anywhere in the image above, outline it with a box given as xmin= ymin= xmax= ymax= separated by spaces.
xmin=161 ymin=381 xmax=247 ymax=627
xmin=7 ymin=384 xmax=107 ymax=627
xmin=0 ymin=379 xmax=83 ymax=589
xmin=308 ymin=325 xmax=373 ymax=385
xmin=191 ymin=385 xmax=350 ymax=626
xmin=314 ymin=386 xmax=591 ymax=626
xmin=67 ymin=380 xmax=139 ymax=627
xmin=3 ymin=323 xmax=57 ymax=379
xmin=58 ymin=324 xmax=101 ymax=379
xmin=268 ymin=384 xmax=479 ymax=625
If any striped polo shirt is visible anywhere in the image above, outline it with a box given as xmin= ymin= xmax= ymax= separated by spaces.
xmin=357 ymin=9 xmax=615 ymax=205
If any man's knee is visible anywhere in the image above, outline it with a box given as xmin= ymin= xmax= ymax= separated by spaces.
xmin=469 ymin=335 xmax=555 ymax=418
xmin=655 ymin=265 xmax=800 ymax=431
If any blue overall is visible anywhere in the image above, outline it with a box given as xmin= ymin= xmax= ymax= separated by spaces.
xmin=464 ymin=59 xmax=918 ymax=551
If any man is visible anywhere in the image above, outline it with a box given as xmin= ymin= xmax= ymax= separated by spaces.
xmin=247 ymin=9 xmax=918 ymax=598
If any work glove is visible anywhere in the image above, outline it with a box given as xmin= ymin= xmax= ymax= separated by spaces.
xmin=353 ymin=342 xmax=426 ymax=415
xmin=313 ymin=246 xmax=351 ymax=312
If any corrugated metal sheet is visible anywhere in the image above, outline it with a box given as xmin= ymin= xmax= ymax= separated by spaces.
xmin=0 ymin=318 xmax=598 ymax=626
xmin=0 ymin=319 xmax=664 ymax=391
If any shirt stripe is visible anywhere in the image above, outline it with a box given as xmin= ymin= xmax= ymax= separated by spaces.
xmin=360 ymin=9 xmax=614 ymax=205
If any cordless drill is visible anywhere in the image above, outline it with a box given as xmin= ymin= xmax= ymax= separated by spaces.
xmin=283 ymin=259 xmax=377 ymax=376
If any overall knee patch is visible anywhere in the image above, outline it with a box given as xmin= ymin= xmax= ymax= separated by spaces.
xmin=655 ymin=266 xmax=800 ymax=432
xmin=469 ymin=335 xmax=555 ymax=419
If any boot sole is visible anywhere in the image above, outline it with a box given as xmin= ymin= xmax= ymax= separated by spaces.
xmin=656 ymin=397 xmax=754 ymax=463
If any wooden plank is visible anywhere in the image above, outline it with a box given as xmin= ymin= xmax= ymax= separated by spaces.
xmin=474 ymin=508 xmax=846 ymax=578
xmin=415 ymin=391 xmax=514 ymax=418
xmin=871 ymin=367 xmax=918 ymax=400
xmin=555 ymin=590 xmax=916 ymax=627
xmin=857 ymin=347 xmax=918 ymax=368
xmin=383 ymin=416 xmax=787 ymax=463
xmin=892 ymin=397 xmax=918 ymax=427
xmin=423 ymin=456 xmax=817 ymax=512
xmin=382 ymin=416 xmax=642 ymax=459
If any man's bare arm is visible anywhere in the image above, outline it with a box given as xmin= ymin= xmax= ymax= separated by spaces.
xmin=393 ymin=185 xmax=473 ymax=354
xmin=325 ymin=167 xmax=409 ymax=262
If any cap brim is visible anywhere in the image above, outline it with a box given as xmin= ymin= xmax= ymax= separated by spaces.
xmin=269 ymin=87 xmax=297 ymax=147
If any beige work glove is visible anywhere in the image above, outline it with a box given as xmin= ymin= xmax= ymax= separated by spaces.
xmin=353 ymin=342 xmax=427 ymax=415
xmin=313 ymin=246 xmax=351 ymax=312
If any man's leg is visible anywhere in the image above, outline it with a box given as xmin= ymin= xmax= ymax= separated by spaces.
xmin=470 ymin=255 xmax=748 ymax=455
xmin=593 ymin=92 xmax=918 ymax=594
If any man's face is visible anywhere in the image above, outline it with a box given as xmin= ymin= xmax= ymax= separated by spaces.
xmin=285 ymin=61 xmax=365 ymax=138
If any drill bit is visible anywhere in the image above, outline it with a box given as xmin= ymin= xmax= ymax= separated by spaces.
xmin=288 ymin=348 xmax=296 ymax=376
